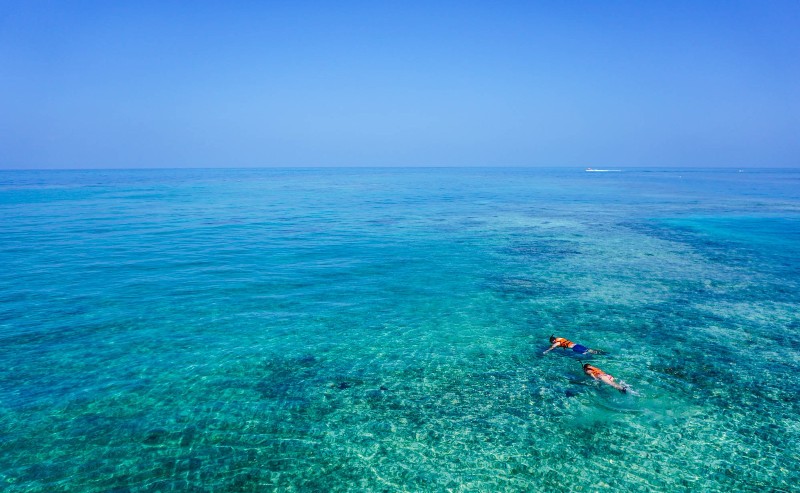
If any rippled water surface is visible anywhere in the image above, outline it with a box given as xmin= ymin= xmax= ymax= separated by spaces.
xmin=1 ymin=168 xmax=799 ymax=492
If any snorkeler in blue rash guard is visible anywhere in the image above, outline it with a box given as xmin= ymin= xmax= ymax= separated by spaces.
xmin=543 ymin=335 xmax=602 ymax=355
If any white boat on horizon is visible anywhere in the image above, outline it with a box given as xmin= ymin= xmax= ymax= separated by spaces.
xmin=585 ymin=168 xmax=621 ymax=172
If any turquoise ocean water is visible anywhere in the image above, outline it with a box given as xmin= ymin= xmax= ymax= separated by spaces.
xmin=1 ymin=168 xmax=799 ymax=492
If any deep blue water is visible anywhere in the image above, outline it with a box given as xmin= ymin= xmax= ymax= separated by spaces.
xmin=1 ymin=168 xmax=799 ymax=492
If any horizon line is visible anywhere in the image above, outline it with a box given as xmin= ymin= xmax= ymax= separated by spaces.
xmin=2 ymin=164 xmax=798 ymax=171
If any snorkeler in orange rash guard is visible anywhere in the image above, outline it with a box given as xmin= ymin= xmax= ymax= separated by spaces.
xmin=582 ymin=363 xmax=628 ymax=393
xmin=543 ymin=335 xmax=602 ymax=355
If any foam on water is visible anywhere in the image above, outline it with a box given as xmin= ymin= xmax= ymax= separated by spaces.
xmin=1 ymin=168 xmax=799 ymax=492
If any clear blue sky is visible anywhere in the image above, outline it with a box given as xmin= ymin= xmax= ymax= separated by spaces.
xmin=1 ymin=1 xmax=798 ymax=168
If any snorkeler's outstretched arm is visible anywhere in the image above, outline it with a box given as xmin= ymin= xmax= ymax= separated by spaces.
xmin=543 ymin=343 xmax=560 ymax=354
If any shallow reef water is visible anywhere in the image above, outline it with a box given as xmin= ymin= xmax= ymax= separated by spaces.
xmin=1 ymin=167 xmax=799 ymax=492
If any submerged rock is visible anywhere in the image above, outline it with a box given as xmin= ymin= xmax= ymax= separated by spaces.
xmin=143 ymin=428 xmax=168 ymax=446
